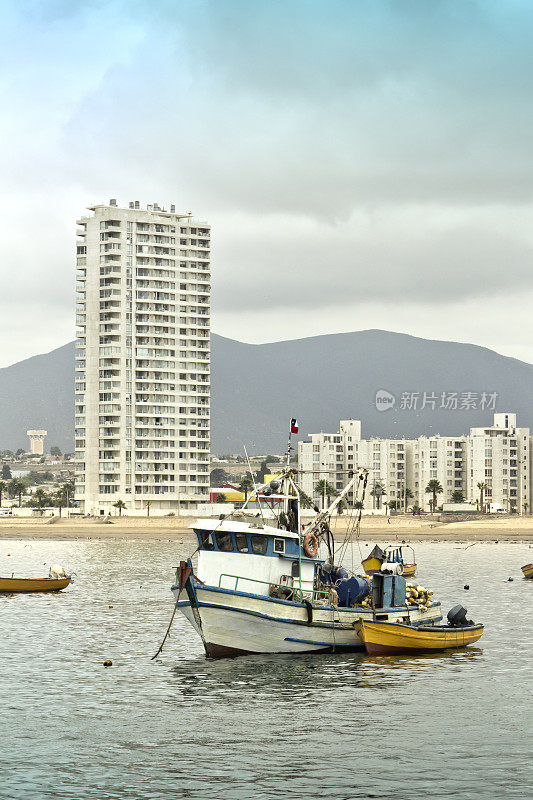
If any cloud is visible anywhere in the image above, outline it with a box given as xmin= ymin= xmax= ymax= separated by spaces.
xmin=0 ymin=0 xmax=533 ymax=364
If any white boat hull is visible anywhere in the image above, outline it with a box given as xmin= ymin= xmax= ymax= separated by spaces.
xmin=174 ymin=583 xmax=442 ymax=658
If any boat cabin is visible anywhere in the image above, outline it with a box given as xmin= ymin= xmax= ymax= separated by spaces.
xmin=192 ymin=519 xmax=322 ymax=599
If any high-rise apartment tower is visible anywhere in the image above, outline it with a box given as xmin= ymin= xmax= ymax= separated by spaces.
xmin=75 ymin=199 xmax=210 ymax=515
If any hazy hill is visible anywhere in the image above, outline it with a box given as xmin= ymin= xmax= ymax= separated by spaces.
xmin=1 ymin=331 xmax=532 ymax=453
xmin=0 ymin=342 xmax=75 ymax=453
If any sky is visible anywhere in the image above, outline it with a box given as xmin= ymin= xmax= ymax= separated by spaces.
xmin=1 ymin=0 xmax=533 ymax=366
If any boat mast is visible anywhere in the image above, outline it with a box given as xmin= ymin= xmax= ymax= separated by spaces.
xmin=303 ymin=468 xmax=367 ymax=538
xmin=283 ymin=419 xmax=296 ymax=518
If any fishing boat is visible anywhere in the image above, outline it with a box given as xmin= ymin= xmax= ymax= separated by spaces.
xmin=362 ymin=543 xmax=416 ymax=577
xmin=522 ymin=563 xmax=533 ymax=580
xmin=171 ymin=427 xmax=442 ymax=659
xmin=0 ymin=576 xmax=71 ymax=593
xmin=355 ymin=605 xmax=484 ymax=655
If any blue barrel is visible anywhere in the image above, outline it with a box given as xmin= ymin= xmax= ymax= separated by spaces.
xmin=335 ymin=575 xmax=371 ymax=607
xmin=318 ymin=567 xmax=371 ymax=607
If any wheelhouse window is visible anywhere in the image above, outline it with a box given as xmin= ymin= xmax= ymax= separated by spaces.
xmin=215 ymin=532 xmax=234 ymax=552
xmin=199 ymin=531 xmax=214 ymax=550
xmin=250 ymin=534 xmax=268 ymax=555
xmin=235 ymin=533 xmax=249 ymax=553
xmin=273 ymin=538 xmax=285 ymax=554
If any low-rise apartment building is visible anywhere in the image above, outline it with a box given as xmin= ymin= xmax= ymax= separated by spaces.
xmin=467 ymin=413 xmax=529 ymax=512
xmin=298 ymin=413 xmax=531 ymax=513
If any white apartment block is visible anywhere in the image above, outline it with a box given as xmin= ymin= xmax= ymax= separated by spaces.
xmin=298 ymin=413 xmax=531 ymax=513
xmin=75 ymin=199 xmax=211 ymax=515
xmin=298 ymin=420 xmax=409 ymax=511
xmin=411 ymin=436 xmax=467 ymax=509
xmin=467 ymin=413 xmax=529 ymax=512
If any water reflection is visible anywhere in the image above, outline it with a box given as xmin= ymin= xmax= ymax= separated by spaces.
xmin=169 ymin=651 xmax=369 ymax=701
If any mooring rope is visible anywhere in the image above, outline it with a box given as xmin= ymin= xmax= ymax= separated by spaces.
xmin=151 ymin=589 xmax=183 ymax=661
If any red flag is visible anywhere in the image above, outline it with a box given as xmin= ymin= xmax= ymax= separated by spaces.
xmin=290 ymin=418 xmax=299 ymax=434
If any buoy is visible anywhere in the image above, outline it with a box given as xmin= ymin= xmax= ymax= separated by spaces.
xmin=464 ymin=585 xmax=470 ymax=590
xmin=103 ymin=660 xmax=112 ymax=667
xmin=508 ymin=577 xmax=514 ymax=582
xmin=108 ymin=605 xmax=113 ymax=609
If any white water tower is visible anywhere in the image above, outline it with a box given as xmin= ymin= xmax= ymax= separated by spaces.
xmin=27 ymin=430 xmax=47 ymax=455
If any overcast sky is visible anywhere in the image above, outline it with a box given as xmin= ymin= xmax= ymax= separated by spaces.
xmin=1 ymin=0 xmax=533 ymax=366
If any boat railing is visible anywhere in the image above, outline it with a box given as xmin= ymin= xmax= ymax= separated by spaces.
xmin=218 ymin=573 xmax=336 ymax=607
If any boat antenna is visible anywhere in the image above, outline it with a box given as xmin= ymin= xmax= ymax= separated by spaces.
xmin=244 ymin=444 xmax=265 ymax=526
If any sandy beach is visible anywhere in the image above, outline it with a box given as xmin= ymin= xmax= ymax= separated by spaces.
xmin=1 ymin=514 xmax=533 ymax=542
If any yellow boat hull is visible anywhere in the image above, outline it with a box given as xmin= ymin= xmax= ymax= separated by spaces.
xmin=354 ymin=618 xmax=484 ymax=655
xmin=0 ymin=576 xmax=71 ymax=593
xmin=522 ymin=563 xmax=533 ymax=579
xmin=361 ymin=556 xmax=382 ymax=575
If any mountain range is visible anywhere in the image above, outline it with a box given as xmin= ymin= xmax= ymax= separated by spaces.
xmin=0 ymin=330 xmax=532 ymax=454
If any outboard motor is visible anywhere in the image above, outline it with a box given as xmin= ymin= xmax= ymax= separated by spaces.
xmin=447 ymin=605 xmax=473 ymax=627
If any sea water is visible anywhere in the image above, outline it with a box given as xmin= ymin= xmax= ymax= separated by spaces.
xmin=0 ymin=538 xmax=532 ymax=800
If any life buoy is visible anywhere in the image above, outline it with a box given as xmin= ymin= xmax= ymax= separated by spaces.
xmin=303 ymin=532 xmax=319 ymax=558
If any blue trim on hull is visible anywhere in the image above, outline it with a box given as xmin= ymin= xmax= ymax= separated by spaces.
xmin=284 ymin=636 xmax=364 ymax=650
xmin=174 ymin=597 xmax=442 ymax=630
xmin=172 ymin=582 xmax=441 ymax=617
xmin=189 ymin=600 xmax=348 ymax=628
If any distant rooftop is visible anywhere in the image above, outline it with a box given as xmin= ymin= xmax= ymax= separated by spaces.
xmin=82 ymin=199 xmax=208 ymax=224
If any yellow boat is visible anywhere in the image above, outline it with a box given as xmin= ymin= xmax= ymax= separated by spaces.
xmin=522 ymin=563 xmax=533 ymax=580
xmin=361 ymin=544 xmax=385 ymax=575
xmin=362 ymin=544 xmax=417 ymax=577
xmin=354 ymin=618 xmax=484 ymax=655
xmin=0 ymin=576 xmax=71 ymax=593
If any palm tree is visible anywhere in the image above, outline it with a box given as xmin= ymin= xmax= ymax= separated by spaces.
xmin=477 ymin=481 xmax=488 ymax=513
xmin=238 ymin=477 xmax=254 ymax=502
xmin=55 ymin=483 xmax=74 ymax=517
xmin=354 ymin=500 xmax=364 ymax=511
xmin=370 ymin=481 xmax=386 ymax=510
xmin=314 ymin=479 xmax=338 ymax=508
xmin=33 ymin=488 xmax=48 ymax=513
xmin=113 ymin=499 xmax=127 ymax=516
xmin=399 ymin=487 xmax=414 ymax=512
xmin=55 ymin=494 xmax=66 ymax=518
xmin=9 ymin=479 xmax=26 ymax=508
xmin=0 ymin=481 xmax=6 ymax=508
xmin=425 ymin=480 xmax=443 ymax=514
xmin=451 ymin=490 xmax=464 ymax=503
xmin=298 ymin=490 xmax=315 ymax=509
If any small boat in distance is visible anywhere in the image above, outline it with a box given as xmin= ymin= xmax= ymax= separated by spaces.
xmin=362 ymin=544 xmax=417 ymax=577
xmin=355 ymin=605 xmax=483 ymax=655
xmin=0 ymin=576 xmax=71 ymax=593
xmin=0 ymin=564 xmax=71 ymax=593
xmin=522 ymin=563 xmax=533 ymax=580
xmin=361 ymin=545 xmax=385 ymax=575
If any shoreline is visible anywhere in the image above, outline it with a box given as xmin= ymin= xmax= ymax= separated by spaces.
xmin=0 ymin=515 xmax=533 ymax=542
